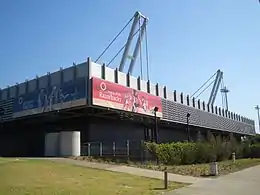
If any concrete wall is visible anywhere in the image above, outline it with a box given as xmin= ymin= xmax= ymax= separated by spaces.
xmin=59 ymin=131 xmax=81 ymax=157
xmin=0 ymin=128 xmax=45 ymax=157
xmin=86 ymin=117 xmax=204 ymax=143
xmin=0 ymin=63 xmax=87 ymax=100
xmin=158 ymin=127 xmax=188 ymax=143
xmin=88 ymin=118 xmax=145 ymax=142
xmin=44 ymin=131 xmax=81 ymax=157
xmin=0 ymin=58 xmax=255 ymax=135
xmin=44 ymin=132 xmax=60 ymax=157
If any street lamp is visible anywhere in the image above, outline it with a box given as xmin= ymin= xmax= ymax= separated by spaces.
xmin=186 ymin=113 xmax=191 ymax=142
xmin=255 ymin=105 xmax=260 ymax=133
xmin=153 ymin=106 xmax=159 ymax=143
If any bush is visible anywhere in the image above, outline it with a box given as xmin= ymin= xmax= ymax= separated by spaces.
xmin=145 ymin=133 xmax=260 ymax=166
xmin=145 ymin=141 xmax=217 ymax=165
xmin=195 ymin=142 xmax=214 ymax=163
xmin=181 ymin=142 xmax=197 ymax=165
xmin=145 ymin=142 xmax=183 ymax=165
xmin=242 ymin=143 xmax=251 ymax=158
xmin=249 ymin=144 xmax=260 ymax=158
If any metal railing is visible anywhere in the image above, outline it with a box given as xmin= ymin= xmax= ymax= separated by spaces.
xmin=81 ymin=140 xmax=153 ymax=162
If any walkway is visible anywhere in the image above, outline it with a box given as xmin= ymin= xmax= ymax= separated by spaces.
xmin=47 ymin=158 xmax=210 ymax=184
xmin=166 ymin=164 xmax=260 ymax=195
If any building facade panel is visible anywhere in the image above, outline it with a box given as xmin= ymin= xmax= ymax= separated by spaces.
xmin=162 ymin=98 xmax=255 ymax=135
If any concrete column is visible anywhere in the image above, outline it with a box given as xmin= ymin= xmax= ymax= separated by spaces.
xmin=44 ymin=132 xmax=60 ymax=157
xmin=59 ymin=131 xmax=81 ymax=157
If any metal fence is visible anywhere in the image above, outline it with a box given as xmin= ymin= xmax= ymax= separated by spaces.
xmin=81 ymin=140 xmax=153 ymax=162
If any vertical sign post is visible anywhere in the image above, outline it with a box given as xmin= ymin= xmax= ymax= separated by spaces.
xmin=113 ymin=141 xmax=116 ymax=157
xmin=100 ymin=142 xmax=103 ymax=157
xmin=164 ymin=167 xmax=168 ymax=189
xmin=126 ymin=140 xmax=130 ymax=160
xmin=88 ymin=143 xmax=91 ymax=157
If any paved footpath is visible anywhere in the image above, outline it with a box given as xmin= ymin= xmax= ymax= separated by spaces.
xmin=165 ymin=164 xmax=260 ymax=195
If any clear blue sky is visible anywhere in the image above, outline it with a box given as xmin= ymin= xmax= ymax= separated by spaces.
xmin=1 ymin=0 xmax=260 ymax=132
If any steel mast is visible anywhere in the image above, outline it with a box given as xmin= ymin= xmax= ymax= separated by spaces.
xmin=255 ymin=105 xmax=260 ymax=132
xmin=119 ymin=11 xmax=148 ymax=74
xmin=191 ymin=69 xmax=229 ymax=110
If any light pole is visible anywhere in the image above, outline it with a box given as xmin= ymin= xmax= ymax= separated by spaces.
xmin=153 ymin=106 xmax=159 ymax=143
xmin=255 ymin=105 xmax=260 ymax=133
xmin=186 ymin=113 xmax=191 ymax=142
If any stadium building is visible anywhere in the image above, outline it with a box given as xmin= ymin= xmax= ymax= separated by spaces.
xmin=0 ymin=58 xmax=256 ymax=157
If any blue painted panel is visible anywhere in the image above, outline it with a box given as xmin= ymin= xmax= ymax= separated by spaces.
xmin=0 ymin=98 xmax=14 ymax=122
xmin=13 ymin=78 xmax=86 ymax=117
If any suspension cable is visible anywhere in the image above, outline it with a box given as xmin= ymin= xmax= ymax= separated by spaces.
xmin=144 ymin=25 xmax=149 ymax=80
xmin=191 ymin=71 xmax=218 ymax=98
xmin=195 ymin=79 xmax=215 ymax=99
xmin=221 ymin=79 xmax=225 ymax=109
xmin=95 ymin=15 xmax=135 ymax=63
xmin=107 ymin=26 xmax=142 ymax=67
xmin=139 ymin=17 xmax=143 ymax=79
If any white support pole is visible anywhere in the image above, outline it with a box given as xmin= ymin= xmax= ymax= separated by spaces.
xmin=255 ymin=105 xmax=260 ymax=133
xmin=113 ymin=141 xmax=116 ymax=157
xmin=88 ymin=143 xmax=91 ymax=157
xmin=100 ymin=142 xmax=103 ymax=157
xmin=119 ymin=12 xmax=140 ymax=72
xmin=128 ymin=18 xmax=148 ymax=75
xmin=126 ymin=140 xmax=130 ymax=158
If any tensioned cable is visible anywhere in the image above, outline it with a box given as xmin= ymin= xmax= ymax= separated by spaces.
xmin=107 ymin=26 xmax=142 ymax=67
xmin=139 ymin=17 xmax=143 ymax=79
xmin=195 ymin=79 xmax=215 ymax=99
xmin=144 ymin=25 xmax=149 ymax=81
xmin=191 ymin=71 xmax=218 ymax=98
xmin=95 ymin=16 xmax=135 ymax=63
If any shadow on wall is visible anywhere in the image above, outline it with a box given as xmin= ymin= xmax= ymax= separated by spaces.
xmin=0 ymin=130 xmax=45 ymax=157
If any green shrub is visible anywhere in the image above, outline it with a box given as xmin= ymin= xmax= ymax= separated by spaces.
xmin=242 ymin=142 xmax=251 ymax=158
xmin=220 ymin=141 xmax=232 ymax=160
xmin=162 ymin=143 xmax=183 ymax=165
xmin=181 ymin=142 xmax=197 ymax=165
xmin=145 ymin=141 xmax=215 ymax=165
xmin=145 ymin=142 xmax=184 ymax=165
xmin=207 ymin=131 xmax=216 ymax=145
xmin=249 ymin=144 xmax=260 ymax=158
xmin=144 ymin=134 xmax=260 ymax=166
xmin=247 ymin=135 xmax=260 ymax=145
xmin=195 ymin=142 xmax=214 ymax=163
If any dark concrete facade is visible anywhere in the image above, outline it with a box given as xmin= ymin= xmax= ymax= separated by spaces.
xmin=0 ymin=60 xmax=256 ymax=157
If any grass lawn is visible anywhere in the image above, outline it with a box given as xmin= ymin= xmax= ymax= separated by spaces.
xmin=0 ymin=158 xmax=185 ymax=195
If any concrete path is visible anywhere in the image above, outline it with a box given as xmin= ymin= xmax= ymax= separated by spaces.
xmin=46 ymin=158 xmax=210 ymax=184
xmin=165 ymin=165 xmax=260 ymax=195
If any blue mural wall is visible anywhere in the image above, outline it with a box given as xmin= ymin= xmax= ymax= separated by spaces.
xmin=13 ymin=77 xmax=87 ymax=118
xmin=0 ymin=98 xmax=14 ymax=122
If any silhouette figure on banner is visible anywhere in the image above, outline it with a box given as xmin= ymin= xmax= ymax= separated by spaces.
xmin=38 ymin=88 xmax=48 ymax=112
xmin=37 ymin=85 xmax=70 ymax=112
